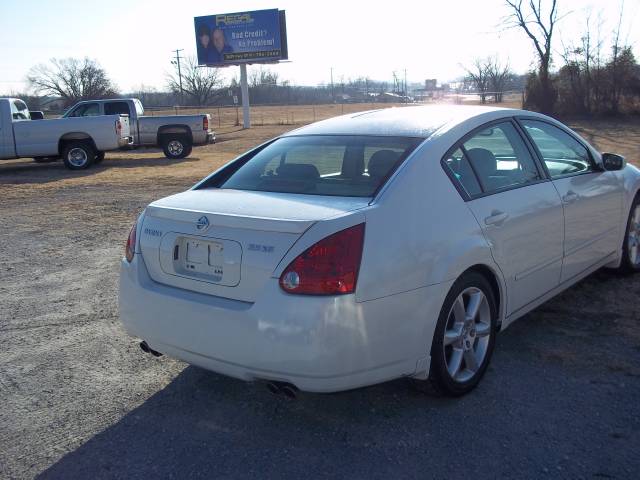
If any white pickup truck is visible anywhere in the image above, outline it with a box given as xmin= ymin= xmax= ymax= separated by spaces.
xmin=64 ymin=98 xmax=214 ymax=159
xmin=0 ymin=98 xmax=132 ymax=169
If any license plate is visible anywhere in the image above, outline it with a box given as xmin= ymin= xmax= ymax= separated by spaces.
xmin=160 ymin=233 xmax=241 ymax=287
xmin=185 ymin=239 xmax=224 ymax=277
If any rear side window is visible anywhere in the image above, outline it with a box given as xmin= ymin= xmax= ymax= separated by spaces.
xmin=105 ymin=102 xmax=131 ymax=116
xmin=462 ymin=122 xmax=541 ymax=194
xmin=520 ymin=119 xmax=593 ymax=177
xmin=68 ymin=103 xmax=100 ymax=117
xmin=215 ymin=135 xmax=422 ymax=197
xmin=11 ymin=100 xmax=30 ymax=120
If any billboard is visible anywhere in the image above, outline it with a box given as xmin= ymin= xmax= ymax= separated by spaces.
xmin=194 ymin=9 xmax=288 ymax=66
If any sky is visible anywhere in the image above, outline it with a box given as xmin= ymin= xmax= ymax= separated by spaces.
xmin=1 ymin=0 xmax=639 ymax=94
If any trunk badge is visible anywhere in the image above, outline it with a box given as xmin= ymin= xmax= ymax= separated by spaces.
xmin=196 ymin=216 xmax=210 ymax=231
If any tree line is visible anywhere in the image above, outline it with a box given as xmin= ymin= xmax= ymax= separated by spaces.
xmin=505 ymin=0 xmax=640 ymax=116
xmin=463 ymin=1 xmax=639 ymax=116
xmin=17 ymin=55 xmax=408 ymax=111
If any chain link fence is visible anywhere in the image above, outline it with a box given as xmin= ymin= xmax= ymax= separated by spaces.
xmin=41 ymin=92 xmax=523 ymax=127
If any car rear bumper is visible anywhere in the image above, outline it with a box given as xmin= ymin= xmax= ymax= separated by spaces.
xmin=119 ymin=255 xmax=449 ymax=392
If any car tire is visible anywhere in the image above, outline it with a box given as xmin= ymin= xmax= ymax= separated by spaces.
xmin=62 ymin=141 xmax=95 ymax=170
xmin=619 ymin=195 xmax=640 ymax=273
xmin=162 ymin=136 xmax=191 ymax=159
xmin=94 ymin=151 xmax=105 ymax=164
xmin=412 ymin=271 xmax=497 ymax=397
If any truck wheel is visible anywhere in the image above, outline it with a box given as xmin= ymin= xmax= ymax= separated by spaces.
xmin=162 ymin=136 xmax=191 ymax=159
xmin=94 ymin=151 xmax=105 ymax=164
xmin=62 ymin=141 xmax=95 ymax=170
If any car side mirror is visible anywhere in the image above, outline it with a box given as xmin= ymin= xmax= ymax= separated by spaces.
xmin=601 ymin=152 xmax=625 ymax=171
xmin=29 ymin=111 xmax=44 ymax=120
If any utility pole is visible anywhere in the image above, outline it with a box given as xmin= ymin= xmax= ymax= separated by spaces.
xmin=171 ymin=49 xmax=184 ymax=104
xmin=404 ymin=68 xmax=407 ymax=103
xmin=330 ymin=67 xmax=334 ymax=102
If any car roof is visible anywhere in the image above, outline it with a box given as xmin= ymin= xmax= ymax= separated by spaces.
xmin=282 ymin=105 xmax=527 ymax=138
xmin=74 ymin=98 xmax=135 ymax=103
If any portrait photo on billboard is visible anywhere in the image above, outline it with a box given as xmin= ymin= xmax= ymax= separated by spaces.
xmin=194 ymin=9 xmax=287 ymax=66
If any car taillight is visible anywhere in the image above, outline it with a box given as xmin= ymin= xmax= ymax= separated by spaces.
xmin=203 ymin=116 xmax=209 ymax=131
xmin=115 ymin=119 xmax=122 ymax=135
xmin=279 ymin=223 xmax=365 ymax=295
xmin=125 ymin=221 xmax=137 ymax=262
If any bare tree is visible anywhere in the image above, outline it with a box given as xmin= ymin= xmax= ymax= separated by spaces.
xmin=167 ymin=56 xmax=223 ymax=106
xmin=486 ymin=56 xmax=513 ymax=103
xmin=554 ymin=4 xmax=639 ymax=116
xmin=504 ymin=0 xmax=561 ymax=113
xmin=249 ymin=66 xmax=279 ymax=88
xmin=464 ymin=59 xmax=490 ymax=103
xmin=609 ymin=2 xmax=626 ymax=114
xmin=27 ymin=57 xmax=117 ymax=106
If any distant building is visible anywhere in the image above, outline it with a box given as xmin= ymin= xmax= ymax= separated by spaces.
xmin=414 ymin=79 xmax=448 ymax=101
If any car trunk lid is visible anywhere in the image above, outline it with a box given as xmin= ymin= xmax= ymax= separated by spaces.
xmin=139 ymin=189 xmax=369 ymax=302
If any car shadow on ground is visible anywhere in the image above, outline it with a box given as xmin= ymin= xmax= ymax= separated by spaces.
xmin=0 ymin=156 xmax=200 ymax=185
xmin=37 ymin=273 xmax=640 ymax=480
xmin=37 ymin=270 xmax=640 ymax=479
xmin=37 ymin=366 xmax=470 ymax=479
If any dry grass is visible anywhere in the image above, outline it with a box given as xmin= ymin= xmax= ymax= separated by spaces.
xmin=2 ymin=99 xmax=638 ymax=199
xmin=568 ymin=118 xmax=640 ymax=165
xmin=146 ymin=102 xmax=408 ymax=128
xmin=146 ymin=94 xmax=525 ymax=128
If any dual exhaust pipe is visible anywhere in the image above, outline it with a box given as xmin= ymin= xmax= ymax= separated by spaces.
xmin=139 ymin=341 xmax=298 ymax=399
xmin=139 ymin=340 xmax=162 ymax=357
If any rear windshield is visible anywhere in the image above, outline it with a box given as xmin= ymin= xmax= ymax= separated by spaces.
xmin=216 ymin=135 xmax=422 ymax=197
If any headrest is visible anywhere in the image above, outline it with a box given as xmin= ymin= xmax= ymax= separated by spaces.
xmin=466 ymin=148 xmax=497 ymax=176
xmin=368 ymin=149 xmax=400 ymax=179
xmin=276 ymin=163 xmax=320 ymax=180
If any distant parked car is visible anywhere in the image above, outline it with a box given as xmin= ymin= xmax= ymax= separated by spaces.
xmin=0 ymin=98 xmax=132 ymax=169
xmin=64 ymin=98 xmax=214 ymax=159
xmin=119 ymin=106 xmax=640 ymax=396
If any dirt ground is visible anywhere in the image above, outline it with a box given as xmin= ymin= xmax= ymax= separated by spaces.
xmin=1 ymin=107 xmax=640 ymax=479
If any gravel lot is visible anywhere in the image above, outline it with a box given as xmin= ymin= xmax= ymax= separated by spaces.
xmin=1 ymin=121 xmax=640 ymax=479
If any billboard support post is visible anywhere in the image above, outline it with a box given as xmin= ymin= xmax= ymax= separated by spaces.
xmin=240 ymin=63 xmax=250 ymax=129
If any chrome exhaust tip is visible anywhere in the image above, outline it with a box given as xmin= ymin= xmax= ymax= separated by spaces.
xmin=265 ymin=381 xmax=298 ymax=399
xmin=139 ymin=341 xmax=162 ymax=357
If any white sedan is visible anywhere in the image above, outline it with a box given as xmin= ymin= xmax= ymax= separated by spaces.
xmin=119 ymin=106 xmax=640 ymax=396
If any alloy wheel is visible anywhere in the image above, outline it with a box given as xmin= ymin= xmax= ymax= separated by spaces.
xmin=628 ymin=205 xmax=640 ymax=267
xmin=443 ymin=287 xmax=492 ymax=383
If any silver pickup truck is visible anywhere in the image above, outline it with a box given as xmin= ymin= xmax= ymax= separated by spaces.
xmin=64 ymin=98 xmax=215 ymax=159
xmin=0 ymin=98 xmax=132 ymax=169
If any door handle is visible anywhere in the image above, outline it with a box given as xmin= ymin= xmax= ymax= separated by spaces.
xmin=562 ymin=192 xmax=579 ymax=204
xmin=484 ymin=210 xmax=509 ymax=226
